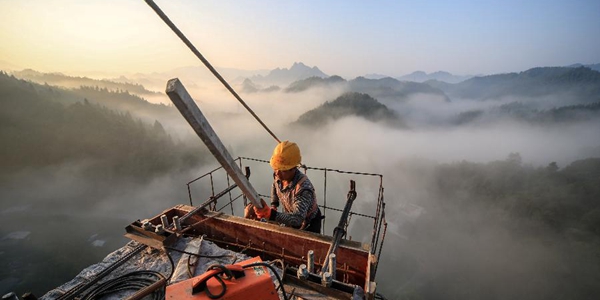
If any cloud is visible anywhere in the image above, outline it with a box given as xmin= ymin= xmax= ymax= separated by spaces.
xmin=4 ymin=81 xmax=600 ymax=298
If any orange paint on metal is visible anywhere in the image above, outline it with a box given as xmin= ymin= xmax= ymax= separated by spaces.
xmin=166 ymin=257 xmax=279 ymax=300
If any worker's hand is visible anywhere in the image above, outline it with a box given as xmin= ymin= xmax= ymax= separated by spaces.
xmin=253 ymin=199 xmax=272 ymax=220
xmin=244 ymin=203 xmax=257 ymax=219
xmin=270 ymin=200 xmax=279 ymax=211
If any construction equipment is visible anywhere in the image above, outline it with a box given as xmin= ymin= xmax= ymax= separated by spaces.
xmin=322 ymin=180 xmax=358 ymax=281
xmin=166 ymin=257 xmax=280 ymax=300
xmin=41 ymin=1 xmax=389 ymax=298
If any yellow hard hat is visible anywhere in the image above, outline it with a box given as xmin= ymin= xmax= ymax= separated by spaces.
xmin=270 ymin=141 xmax=301 ymax=170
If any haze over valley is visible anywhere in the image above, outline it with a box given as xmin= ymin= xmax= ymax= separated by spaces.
xmin=2 ymin=59 xmax=600 ymax=299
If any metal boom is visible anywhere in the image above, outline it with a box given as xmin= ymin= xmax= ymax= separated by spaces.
xmin=165 ymin=78 xmax=263 ymax=209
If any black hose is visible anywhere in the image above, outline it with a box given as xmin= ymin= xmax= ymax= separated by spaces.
xmin=242 ymin=262 xmax=289 ymax=300
xmin=166 ymin=250 xmax=176 ymax=282
xmin=79 ymin=270 xmax=165 ymax=300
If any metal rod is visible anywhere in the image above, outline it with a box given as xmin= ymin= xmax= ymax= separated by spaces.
xmin=144 ymin=0 xmax=280 ymax=143
xmin=173 ymin=216 xmax=182 ymax=231
xmin=209 ymin=173 xmax=215 ymax=210
xmin=240 ymin=157 xmax=383 ymax=177
xmin=374 ymin=212 xmax=387 ymax=278
xmin=179 ymin=181 xmax=241 ymax=224
xmin=124 ymin=277 xmax=167 ymax=300
xmin=307 ymin=250 xmax=315 ymax=273
xmin=373 ymin=187 xmax=385 ymax=253
xmin=160 ymin=214 xmax=169 ymax=228
xmin=226 ymin=173 xmax=234 ymax=215
xmin=323 ymin=170 xmax=327 ymax=234
xmin=329 ymin=253 xmax=337 ymax=279
xmin=166 ymin=79 xmax=264 ymax=209
xmin=187 ymin=183 xmax=193 ymax=206
xmin=322 ymin=180 xmax=357 ymax=274
xmin=371 ymin=184 xmax=384 ymax=252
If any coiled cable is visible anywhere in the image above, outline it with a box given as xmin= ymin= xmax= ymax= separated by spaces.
xmin=79 ymin=270 xmax=166 ymax=300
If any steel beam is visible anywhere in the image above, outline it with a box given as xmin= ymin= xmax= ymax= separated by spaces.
xmin=165 ymin=78 xmax=263 ymax=208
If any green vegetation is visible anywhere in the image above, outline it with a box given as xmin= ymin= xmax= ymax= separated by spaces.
xmin=12 ymin=69 xmax=161 ymax=95
xmin=69 ymin=85 xmax=175 ymax=119
xmin=294 ymin=92 xmax=404 ymax=127
xmin=434 ymin=155 xmax=600 ymax=234
xmin=0 ymin=71 xmax=204 ymax=181
xmin=381 ymin=155 xmax=600 ymax=299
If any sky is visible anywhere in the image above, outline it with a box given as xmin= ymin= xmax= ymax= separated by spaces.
xmin=0 ymin=0 xmax=599 ymax=78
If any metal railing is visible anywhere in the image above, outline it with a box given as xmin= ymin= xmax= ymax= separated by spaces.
xmin=185 ymin=157 xmax=387 ymax=263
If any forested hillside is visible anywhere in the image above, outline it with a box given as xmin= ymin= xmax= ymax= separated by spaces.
xmin=348 ymin=76 xmax=450 ymax=101
xmin=12 ymin=69 xmax=161 ymax=95
xmin=380 ymin=155 xmax=600 ymax=299
xmin=0 ymin=72 xmax=204 ymax=180
xmin=434 ymin=156 xmax=600 ymax=234
xmin=294 ymin=92 xmax=404 ymax=127
xmin=432 ymin=66 xmax=600 ymax=102
xmin=453 ymin=101 xmax=600 ymax=125
xmin=282 ymin=75 xmax=450 ymax=102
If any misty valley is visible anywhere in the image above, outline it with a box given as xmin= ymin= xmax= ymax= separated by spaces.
xmin=1 ymin=63 xmax=600 ymax=299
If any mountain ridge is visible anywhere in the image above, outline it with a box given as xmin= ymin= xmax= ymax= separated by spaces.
xmin=293 ymin=92 xmax=405 ymax=128
xmin=397 ymin=70 xmax=473 ymax=84
xmin=428 ymin=66 xmax=600 ymax=103
xmin=12 ymin=69 xmax=161 ymax=95
xmin=249 ymin=62 xmax=328 ymax=86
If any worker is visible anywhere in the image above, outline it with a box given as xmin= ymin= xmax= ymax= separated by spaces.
xmin=246 ymin=141 xmax=322 ymax=233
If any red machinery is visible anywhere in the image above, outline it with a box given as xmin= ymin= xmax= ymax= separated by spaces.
xmin=166 ymin=257 xmax=280 ymax=300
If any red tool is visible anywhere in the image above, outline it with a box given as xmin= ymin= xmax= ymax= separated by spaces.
xmin=166 ymin=257 xmax=280 ymax=300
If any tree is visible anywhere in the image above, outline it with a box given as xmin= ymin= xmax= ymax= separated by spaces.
xmin=546 ymin=162 xmax=559 ymax=172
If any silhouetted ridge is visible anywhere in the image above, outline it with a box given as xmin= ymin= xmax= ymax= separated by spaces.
xmin=349 ymin=76 xmax=450 ymax=101
xmin=397 ymin=70 xmax=472 ymax=83
xmin=240 ymin=78 xmax=280 ymax=93
xmin=294 ymin=92 xmax=404 ymax=127
xmin=438 ymin=66 xmax=600 ymax=102
xmin=250 ymin=62 xmax=328 ymax=86
xmin=12 ymin=69 xmax=160 ymax=95
xmin=284 ymin=75 xmax=346 ymax=92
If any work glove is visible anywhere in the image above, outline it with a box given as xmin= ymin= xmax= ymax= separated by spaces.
xmin=253 ymin=199 xmax=272 ymax=220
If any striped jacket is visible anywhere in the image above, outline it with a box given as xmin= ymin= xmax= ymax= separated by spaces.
xmin=271 ymin=169 xmax=318 ymax=228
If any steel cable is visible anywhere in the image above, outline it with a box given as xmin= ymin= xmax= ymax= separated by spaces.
xmin=144 ymin=0 xmax=280 ymax=143
xmin=78 ymin=270 xmax=166 ymax=300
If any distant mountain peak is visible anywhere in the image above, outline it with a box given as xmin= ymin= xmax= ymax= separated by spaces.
xmin=284 ymin=75 xmax=346 ymax=93
xmin=411 ymin=71 xmax=427 ymax=76
xmin=398 ymin=70 xmax=472 ymax=84
xmin=291 ymin=62 xmax=307 ymax=69
xmin=251 ymin=62 xmax=328 ymax=86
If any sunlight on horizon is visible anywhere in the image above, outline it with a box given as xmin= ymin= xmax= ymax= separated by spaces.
xmin=0 ymin=1 xmax=246 ymax=75
xmin=1 ymin=0 xmax=599 ymax=77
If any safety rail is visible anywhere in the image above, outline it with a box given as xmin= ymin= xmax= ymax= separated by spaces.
xmin=186 ymin=157 xmax=387 ymax=262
